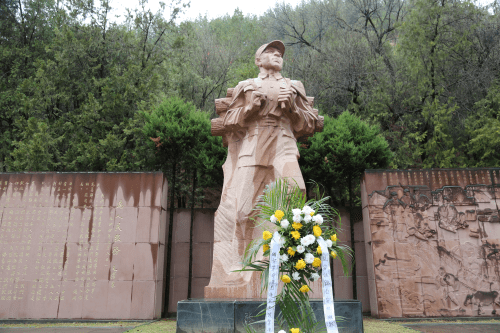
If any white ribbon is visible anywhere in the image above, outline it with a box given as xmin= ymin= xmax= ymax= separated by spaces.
xmin=265 ymin=234 xmax=338 ymax=333
xmin=318 ymin=237 xmax=339 ymax=333
xmin=265 ymin=231 xmax=281 ymax=333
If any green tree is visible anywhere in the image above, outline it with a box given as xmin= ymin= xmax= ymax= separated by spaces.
xmin=4 ymin=0 xmax=185 ymax=172
xmin=420 ymin=98 xmax=467 ymax=168
xmin=388 ymin=0 xmax=489 ymax=167
xmin=300 ymin=111 xmax=392 ymax=206
xmin=0 ymin=0 xmax=62 ymax=171
xmin=467 ymin=81 xmax=500 ymax=167
xmin=142 ymin=96 xmax=224 ymax=204
xmin=8 ymin=117 xmax=63 ymax=171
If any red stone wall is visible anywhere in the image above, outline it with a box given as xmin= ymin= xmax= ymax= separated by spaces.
xmin=167 ymin=209 xmax=215 ymax=313
xmin=332 ymin=208 xmax=370 ymax=313
xmin=0 ymin=172 xmax=167 ymax=319
xmin=0 ymin=171 xmax=371 ymax=318
xmin=361 ymin=168 xmax=500 ymax=318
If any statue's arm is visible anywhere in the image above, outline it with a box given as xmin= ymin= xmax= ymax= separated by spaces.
xmin=223 ymin=81 xmax=258 ymax=131
xmin=289 ymin=80 xmax=318 ymax=137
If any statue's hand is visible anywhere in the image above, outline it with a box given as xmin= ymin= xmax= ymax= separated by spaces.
xmin=278 ymin=88 xmax=297 ymax=113
xmin=247 ymin=91 xmax=267 ymax=113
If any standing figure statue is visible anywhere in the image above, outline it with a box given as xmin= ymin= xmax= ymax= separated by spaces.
xmin=205 ymin=40 xmax=322 ymax=298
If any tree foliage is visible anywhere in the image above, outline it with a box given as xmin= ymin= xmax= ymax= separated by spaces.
xmin=1 ymin=0 xmax=499 ymax=207
xmin=467 ymin=81 xmax=500 ymax=167
xmin=300 ymin=112 xmax=392 ymax=205
xmin=142 ymin=96 xmax=225 ymax=207
xmin=264 ymin=0 xmax=499 ymax=169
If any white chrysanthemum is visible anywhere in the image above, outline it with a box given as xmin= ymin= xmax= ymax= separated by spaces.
xmin=292 ymin=272 xmax=300 ymax=281
xmin=292 ymin=208 xmax=302 ymax=216
xmin=293 ymin=214 xmax=302 ymax=222
xmin=300 ymin=235 xmax=316 ymax=246
xmin=302 ymin=205 xmax=314 ymax=216
xmin=280 ymin=254 xmax=289 ymax=263
xmin=280 ymin=219 xmax=289 ymax=229
xmin=303 ymin=215 xmax=312 ymax=223
xmin=304 ymin=253 xmax=315 ymax=264
xmin=278 ymin=236 xmax=286 ymax=248
xmin=270 ymin=215 xmax=277 ymax=223
xmin=326 ymin=239 xmax=333 ymax=248
xmin=296 ymin=245 xmax=305 ymax=253
xmin=312 ymin=214 xmax=323 ymax=225
xmin=279 ymin=331 xmax=287 ymax=333
xmin=310 ymin=273 xmax=320 ymax=281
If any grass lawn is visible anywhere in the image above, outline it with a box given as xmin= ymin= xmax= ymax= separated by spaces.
xmin=123 ymin=320 xmax=176 ymax=332
xmin=362 ymin=317 xmax=416 ymax=332
xmin=124 ymin=317 xmax=500 ymax=332
xmin=0 ymin=322 xmax=145 ymax=328
xmin=2 ymin=317 xmax=499 ymax=332
xmin=122 ymin=318 xmax=415 ymax=332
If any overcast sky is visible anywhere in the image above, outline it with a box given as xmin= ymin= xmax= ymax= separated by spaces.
xmin=109 ymin=0 xmax=495 ymax=23
xmin=109 ymin=0 xmax=309 ymax=23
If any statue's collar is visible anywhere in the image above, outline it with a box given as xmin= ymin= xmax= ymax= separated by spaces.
xmin=258 ymin=72 xmax=283 ymax=80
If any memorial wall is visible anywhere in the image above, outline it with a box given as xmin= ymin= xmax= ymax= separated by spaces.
xmin=0 ymin=172 xmax=167 ymax=319
xmin=361 ymin=168 xmax=500 ymax=318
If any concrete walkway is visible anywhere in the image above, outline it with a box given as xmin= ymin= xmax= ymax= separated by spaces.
xmin=403 ymin=323 xmax=500 ymax=333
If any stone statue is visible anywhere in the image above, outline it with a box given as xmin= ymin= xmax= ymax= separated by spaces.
xmin=206 ymin=40 xmax=323 ymax=298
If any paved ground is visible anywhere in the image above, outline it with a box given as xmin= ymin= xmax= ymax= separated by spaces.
xmin=0 ymin=328 xmax=135 ymax=333
xmin=403 ymin=323 xmax=500 ymax=332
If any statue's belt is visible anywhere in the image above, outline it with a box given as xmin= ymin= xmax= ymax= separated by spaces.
xmin=247 ymin=117 xmax=292 ymax=128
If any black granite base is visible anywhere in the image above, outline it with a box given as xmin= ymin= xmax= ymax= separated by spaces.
xmin=177 ymin=299 xmax=363 ymax=333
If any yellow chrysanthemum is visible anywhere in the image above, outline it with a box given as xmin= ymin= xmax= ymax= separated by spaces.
xmin=310 ymin=211 xmax=315 ymax=216
xmin=288 ymin=247 xmax=296 ymax=256
xmin=299 ymin=285 xmax=310 ymax=293
xmin=263 ymin=231 xmax=272 ymax=240
xmin=274 ymin=210 xmax=285 ymax=221
xmin=313 ymin=225 xmax=322 ymax=237
xmin=331 ymin=250 xmax=337 ymax=259
xmin=292 ymin=222 xmax=303 ymax=230
xmin=317 ymin=246 xmax=322 ymax=254
xmin=281 ymin=275 xmax=291 ymax=283
xmin=331 ymin=234 xmax=337 ymax=242
xmin=263 ymin=244 xmax=270 ymax=252
xmin=290 ymin=230 xmax=301 ymax=240
xmin=290 ymin=329 xmax=300 ymax=333
xmin=312 ymin=257 xmax=321 ymax=267
xmin=295 ymin=259 xmax=306 ymax=270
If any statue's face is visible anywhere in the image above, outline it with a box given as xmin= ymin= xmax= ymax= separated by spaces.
xmin=257 ymin=47 xmax=283 ymax=71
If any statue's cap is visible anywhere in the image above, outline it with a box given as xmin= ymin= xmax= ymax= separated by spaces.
xmin=255 ymin=40 xmax=285 ymax=60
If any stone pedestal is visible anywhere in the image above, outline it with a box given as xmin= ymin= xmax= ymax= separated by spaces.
xmin=176 ymin=299 xmax=363 ymax=333
xmin=204 ymin=272 xmax=263 ymax=299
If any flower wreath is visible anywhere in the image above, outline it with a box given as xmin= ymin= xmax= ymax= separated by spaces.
xmin=239 ymin=179 xmax=353 ymax=333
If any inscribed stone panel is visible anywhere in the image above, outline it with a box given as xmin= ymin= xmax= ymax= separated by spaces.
xmin=0 ymin=172 xmax=167 ymax=319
